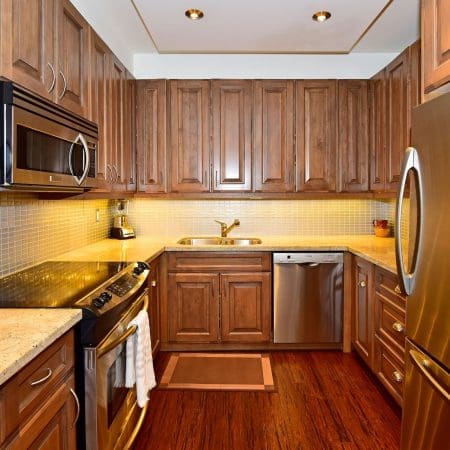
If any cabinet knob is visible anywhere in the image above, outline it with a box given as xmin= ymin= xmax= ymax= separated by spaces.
xmin=392 ymin=371 xmax=404 ymax=383
xmin=392 ymin=322 xmax=404 ymax=333
xmin=394 ymin=285 xmax=402 ymax=294
xmin=151 ymin=280 xmax=157 ymax=287
xmin=359 ymin=280 xmax=366 ymax=288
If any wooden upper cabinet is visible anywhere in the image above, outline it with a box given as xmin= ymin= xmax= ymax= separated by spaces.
xmin=0 ymin=0 xmax=55 ymax=100
xmin=211 ymin=80 xmax=252 ymax=192
xmin=253 ymin=80 xmax=295 ymax=192
xmin=422 ymin=0 xmax=450 ymax=94
xmin=122 ymin=71 xmax=136 ymax=191
xmin=136 ymin=80 xmax=167 ymax=193
xmin=296 ymin=80 xmax=337 ymax=192
xmin=338 ymin=80 xmax=369 ymax=192
xmin=169 ymin=80 xmax=210 ymax=193
xmin=385 ymin=52 xmax=409 ymax=191
xmin=89 ymin=30 xmax=111 ymax=190
xmin=369 ymin=69 xmax=387 ymax=192
xmin=56 ymin=0 xmax=89 ymax=117
xmin=0 ymin=0 xmax=89 ymax=117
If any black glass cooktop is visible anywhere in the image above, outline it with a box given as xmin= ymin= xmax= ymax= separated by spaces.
xmin=0 ymin=261 xmax=127 ymax=308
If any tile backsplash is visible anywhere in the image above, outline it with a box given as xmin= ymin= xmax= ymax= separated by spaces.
xmin=0 ymin=193 xmax=113 ymax=277
xmin=128 ymin=198 xmax=396 ymax=238
xmin=0 ymin=194 xmax=396 ymax=277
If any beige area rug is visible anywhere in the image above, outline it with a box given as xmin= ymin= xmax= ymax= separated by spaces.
xmin=159 ymin=353 xmax=275 ymax=391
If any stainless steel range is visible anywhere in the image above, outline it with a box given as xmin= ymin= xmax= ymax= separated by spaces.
xmin=0 ymin=260 xmax=151 ymax=449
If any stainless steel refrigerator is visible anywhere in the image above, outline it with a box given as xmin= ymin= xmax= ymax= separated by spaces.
xmin=396 ymin=92 xmax=450 ymax=450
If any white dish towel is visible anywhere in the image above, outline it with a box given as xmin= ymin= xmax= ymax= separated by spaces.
xmin=125 ymin=310 xmax=156 ymax=407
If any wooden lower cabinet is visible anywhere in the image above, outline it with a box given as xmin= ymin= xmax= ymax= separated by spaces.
xmin=0 ymin=330 xmax=78 ymax=449
xmin=148 ymin=258 xmax=161 ymax=356
xmin=352 ymin=255 xmax=374 ymax=367
xmin=373 ymin=266 xmax=406 ymax=406
xmin=165 ymin=252 xmax=272 ymax=347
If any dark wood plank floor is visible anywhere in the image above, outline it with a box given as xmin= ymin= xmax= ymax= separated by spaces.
xmin=134 ymin=351 xmax=401 ymax=450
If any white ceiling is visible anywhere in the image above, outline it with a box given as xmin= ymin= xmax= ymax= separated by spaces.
xmin=71 ymin=0 xmax=420 ymax=76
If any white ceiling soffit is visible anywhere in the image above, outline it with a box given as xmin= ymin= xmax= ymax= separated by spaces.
xmin=131 ymin=0 xmax=409 ymax=54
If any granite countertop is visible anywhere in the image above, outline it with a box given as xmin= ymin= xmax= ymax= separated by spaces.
xmin=0 ymin=309 xmax=82 ymax=385
xmin=1 ymin=233 xmax=397 ymax=386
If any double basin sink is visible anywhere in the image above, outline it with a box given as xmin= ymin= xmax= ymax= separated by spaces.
xmin=177 ymin=237 xmax=262 ymax=246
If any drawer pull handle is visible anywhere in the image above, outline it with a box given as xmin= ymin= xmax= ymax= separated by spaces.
xmin=392 ymin=322 xmax=404 ymax=333
xmin=151 ymin=280 xmax=157 ymax=287
xmin=394 ymin=285 xmax=402 ymax=294
xmin=393 ymin=370 xmax=404 ymax=383
xmin=359 ymin=281 xmax=366 ymax=288
xmin=70 ymin=388 xmax=80 ymax=427
xmin=30 ymin=368 xmax=52 ymax=386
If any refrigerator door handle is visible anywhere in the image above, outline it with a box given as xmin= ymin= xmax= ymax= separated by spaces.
xmin=409 ymin=349 xmax=450 ymax=401
xmin=395 ymin=147 xmax=423 ymax=295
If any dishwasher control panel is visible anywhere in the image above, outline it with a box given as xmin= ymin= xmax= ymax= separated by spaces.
xmin=273 ymin=252 xmax=343 ymax=264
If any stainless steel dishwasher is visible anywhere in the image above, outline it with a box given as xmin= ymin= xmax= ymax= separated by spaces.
xmin=273 ymin=252 xmax=343 ymax=347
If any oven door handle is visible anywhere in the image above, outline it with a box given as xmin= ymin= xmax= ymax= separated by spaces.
xmin=97 ymin=292 xmax=149 ymax=358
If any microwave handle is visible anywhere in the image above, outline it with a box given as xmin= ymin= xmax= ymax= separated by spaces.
xmin=68 ymin=133 xmax=90 ymax=186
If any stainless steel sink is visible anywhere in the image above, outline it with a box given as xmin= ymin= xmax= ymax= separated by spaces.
xmin=177 ymin=237 xmax=262 ymax=246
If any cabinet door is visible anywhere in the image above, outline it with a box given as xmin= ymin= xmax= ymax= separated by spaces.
xmin=89 ymin=30 xmax=111 ymax=191
xmin=136 ymin=80 xmax=167 ymax=193
xmin=56 ymin=0 xmax=89 ymax=117
xmin=352 ymin=256 xmax=374 ymax=367
xmin=148 ymin=261 xmax=161 ymax=357
xmin=169 ymin=80 xmax=210 ymax=192
xmin=369 ymin=69 xmax=386 ymax=191
xmin=168 ymin=273 xmax=219 ymax=342
xmin=296 ymin=80 xmax=337 ymax=192
xmin=6 ymin=374 xmax=77 ymax=450
xmin=254 ymin=80 xmax=295 ymax=192
xmin=122 ymin=72 xmax=136 ymax=191
xmin=220 ymin=273 xmax=271 ymax=343
xmin=211 ymin=80 xmax=252 ymax=191
xmin=422 ymin=0 xmax=450 ymax=94
xmin=110 ymin=55 xmax=126 ymax=190
xmin=0 ymin=0 xmax=55 ymax=100
xmin=338 ymin=80 xmax=369 ymax=192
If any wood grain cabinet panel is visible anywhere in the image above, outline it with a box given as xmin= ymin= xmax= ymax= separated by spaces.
xmin=136 ymin=80 xmax=167 ymax=193
xmin=148 ymin=258 xmax=161 ymax=356
xmin=385 ymin=52 xmax=410 ymax=191
xmin=169 ymin=80 xmax=210 ymax=193
xmin=296 ymin=80 xmax=337 ymax=192
xmin=0 ymin=0 xmax=55 ymax=100
xmin=122 ymin=70 xmax=136 ymax=191
xmin=56 ymin=0 xmax=89 ymax=117
xmin=211 ymin=80 xmax=252 ymax=191
xmin=338 ymin=80 xmax=369 ymax=192
xmin=352 ymin=256 xmax=374 ymax=367
xmin=168 ymin=273 xmax=220 ymax=343
xmin=220 ymin=273 xmax=271 ymax=343
xmin=422 ymin=0 xmax=450 ymax=94
xmin=254 ymin=80 xmax=295 ymax=192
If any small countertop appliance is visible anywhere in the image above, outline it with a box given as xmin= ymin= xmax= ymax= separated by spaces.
xmin=110 ymin=199 xmax=135 ymax=239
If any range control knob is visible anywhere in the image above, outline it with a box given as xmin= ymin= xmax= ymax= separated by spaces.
xmin=100 ymin=291 xmax=112 ymax=302
xmin=133 ymin=262 xmax=148 ymax=276
xmin=92 ymin=297 xmax=105 ymax=308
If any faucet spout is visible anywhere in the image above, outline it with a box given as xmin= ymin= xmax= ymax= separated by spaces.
xmin=214 ymin=218 xmax=240 ymax=237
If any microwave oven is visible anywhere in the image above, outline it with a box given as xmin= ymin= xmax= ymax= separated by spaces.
xmin=1 ymin=81 xmax=98 ymax=192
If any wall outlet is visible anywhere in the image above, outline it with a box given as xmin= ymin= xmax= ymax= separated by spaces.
xmin=95 ymin=209 xmax=100 ymax=223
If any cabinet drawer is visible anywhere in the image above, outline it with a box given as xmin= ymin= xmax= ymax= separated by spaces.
xmin=167 ymin=252 xmax=271 ymax=272
xmin=374 ymin=292 xmax=405 ymax=356
xmin=374 ymin=267 xmax=406 ymax=309
xmin=1 ymin=330 xmax=74 ymax=437
xmin=374 ymin=336 xmax=404 ymax=406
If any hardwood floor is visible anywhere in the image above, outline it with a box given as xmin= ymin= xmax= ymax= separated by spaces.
xmin=134 ymin=351 xmax=401 ymax=450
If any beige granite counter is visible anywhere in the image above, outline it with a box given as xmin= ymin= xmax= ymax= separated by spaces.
xmin=54 ymin=234 xmax=396 ymax=273
xmin=0 ymin=309 xmax=81 ymax=385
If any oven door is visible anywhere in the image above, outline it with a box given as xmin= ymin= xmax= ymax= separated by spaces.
xmin=84 ymin=290 xmax=149 ymax=450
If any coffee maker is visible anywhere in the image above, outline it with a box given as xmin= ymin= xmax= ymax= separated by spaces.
xmin=110 ymin=199 xmax=135 ymax=239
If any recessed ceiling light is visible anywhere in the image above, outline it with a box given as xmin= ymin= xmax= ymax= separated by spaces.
xmin=312 ymin=11 xmax=331 ymax=23
xmin=185 ymin=8 xmax=204 ymax=20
